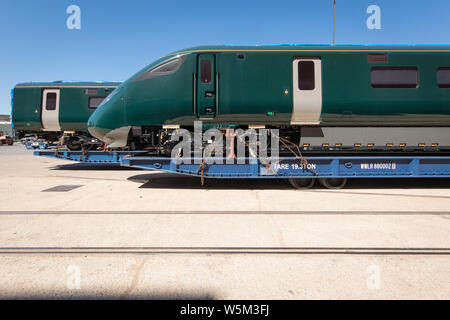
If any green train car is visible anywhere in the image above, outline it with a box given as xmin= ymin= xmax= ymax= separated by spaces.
xmin=12 ymin=81 xmax=120 ymax=149
xmin=87 ymin=45 xmax=450 ymax=151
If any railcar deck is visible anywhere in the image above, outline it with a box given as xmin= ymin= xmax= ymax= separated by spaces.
xmin=34 ymin=149 xmax=148 ymax=164
xmin=119 ymin=155 xmax=450 ymax=178
xmin=34 ymin=149 xmax=450 ymax=185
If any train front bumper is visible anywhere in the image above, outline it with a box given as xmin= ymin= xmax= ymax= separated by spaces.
xmin=88 ymin=125 xmax=131 ymax=148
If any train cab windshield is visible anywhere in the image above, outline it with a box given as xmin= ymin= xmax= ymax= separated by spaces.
xmin=131 ymin=55 xmax=186 ymax=82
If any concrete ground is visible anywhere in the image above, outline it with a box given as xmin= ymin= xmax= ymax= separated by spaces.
xmin=0 ymin=144 xmax=449 ymax=299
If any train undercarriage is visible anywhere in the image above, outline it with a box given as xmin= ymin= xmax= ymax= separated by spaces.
xmin=17 ymin=130 xmax=103 ymax=151
xmin=127 ymin=125 xmax=450 ymax=156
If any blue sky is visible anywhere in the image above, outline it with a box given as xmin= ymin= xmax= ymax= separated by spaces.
xmin=1 ymin=0 xmax=449 ymax=114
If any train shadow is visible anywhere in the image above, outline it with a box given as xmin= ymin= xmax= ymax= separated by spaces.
xmin=344 ymin=178 xmax=450 ymax=189
xmin=128 ymin=172 xmax=450 ymax=190
xmin=128 ymin=172 xmax=291 ymax=190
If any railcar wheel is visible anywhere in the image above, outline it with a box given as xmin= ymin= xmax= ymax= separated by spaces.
xmin=287 ymin=178 xmax=315 ymax=189
xmin=66 ymin=137 xmax=82 ymax=151
xmin=319 ymin=178 xmax=347 ymax=189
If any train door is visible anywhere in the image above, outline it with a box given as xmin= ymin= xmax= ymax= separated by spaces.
xmin=41 ymin=89 xmax=61 ymax=131
xmin=196 ymin=54 xmax=217 ymax=119
xmin=291 ymin=58 xmax=322 ymax=125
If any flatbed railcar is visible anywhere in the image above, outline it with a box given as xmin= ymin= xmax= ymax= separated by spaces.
xmin=12 ymin=81 xmax=120 ymax=150
xmin=86 ymin=45 xmax=450 ymax=154
xmin=33 ymin=149 xmax=450 ymax=189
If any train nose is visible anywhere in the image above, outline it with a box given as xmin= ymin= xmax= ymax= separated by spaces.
xmin=88 ymin=124 xmax=131 ymax=148
xmin=87 ymin=118 xmax=107 ymax=142
xmin=87 ymin=94 xmax=130 ymax=148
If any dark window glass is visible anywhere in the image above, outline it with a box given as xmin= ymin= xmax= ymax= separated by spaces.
xmin=132 ymin=56 xmax=185 ymax=82
xmin=371 ymin=67 xmax=418 ymax=88
xmin=200 ymin=60 xmax=212 ymax=83
xmin=367 ymin=54 xmax=388 ymax=63
xmin=152 ymin=58 xmax=180 ymax=73
xmin=298 ymin=61 xmax=315 ymax=90
xmin=45 ymin=92 xmax=57 ymax=110
xmin=437 ymin=68 xmax=450 ymax=88
xmin=88 ymin=96 xmax=106 ymax=109
xmin=85 ymin=88 xmax=98 ymax=95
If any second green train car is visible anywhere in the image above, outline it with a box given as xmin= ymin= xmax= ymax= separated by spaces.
xmin=12 ymin=81 xmax=120 ymax=150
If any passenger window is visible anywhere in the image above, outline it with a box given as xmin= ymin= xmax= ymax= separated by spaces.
xmin=200 ymin=60 xmax=211 ymax=83
xmin=298 ymin=61 xmax=315 ymax=90
xmin=88 ymin=96 xmax=106 ymax=109
xmin=371 ymin=67 xmax=418 ymax=88
xmin=437 ymin=68 xmax=450 ymax=88
xmin=45 ymin=92 xmax=57 ymax=110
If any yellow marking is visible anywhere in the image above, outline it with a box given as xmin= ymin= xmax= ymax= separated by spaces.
xmin=302 ymin=143 xmax=310 ymax=147
xmin=386 ymin=143 xmax=394 ymax=147
xmin=162 ymin=125 xmax=180 ymax=129
xmin=418 ymin=143 xmax=426 ymax=147
xmin=167 ymin=48 xmax=450 ymax=57
xmin=432 ymin=143 xmax=439 ymax=147
xmin=354 ymin=143 xmax=362 ymax=147
xmin=322 ymin=143 xmax=329 ymax=147
xmin=399 ymin=143 xmax=407 ymax=147
xmin=367 ymin=143 xmax=374 ymax=147
xmin=248 ymin=125 xmax=265 ymax=129
xmin=335 ymin=143 xmax=342 ymax=147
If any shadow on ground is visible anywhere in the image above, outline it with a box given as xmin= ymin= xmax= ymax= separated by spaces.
xmin=129 ymin=172 xmax=291 ymax=190
xmin=127 ymin=172 xmax=450 ymax=190
xmin=0 ymin=291 xmax=217 ymax=300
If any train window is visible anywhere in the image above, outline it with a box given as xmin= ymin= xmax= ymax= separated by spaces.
xmin=437 ymin=68 xmax=450 ymax=88
xmin=132 ymin=55 xmax=186 ymax=82
xmin=45 ymin=92 xmax=57 ymax=110
xmin=371 ymin=67 xmax=418 ymax=88
xmin=151 ymin=58 xmax=180 ymax=73
xmin=200 ymin=60 xmax=212 ymax=83
xmin=88 ymin=96 xmax=106 ymax=109
xmin=298 ymin=61 xmax=315 ymax=90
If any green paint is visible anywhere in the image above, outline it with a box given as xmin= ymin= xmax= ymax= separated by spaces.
xmin=86 ymin=45 xmax=450 ymax=135
xmin=12 ymin=81 xmax=120 ymax=134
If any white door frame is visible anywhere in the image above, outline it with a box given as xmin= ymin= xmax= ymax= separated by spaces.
xmin=41 ymin=89 xmax=61 ymax=131
xmin=291 ymin=58 xmax=322 ymax=125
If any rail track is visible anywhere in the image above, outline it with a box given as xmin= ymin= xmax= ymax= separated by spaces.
xmin=1 ymin=211 xmax=448 ymax=255
xmin=0 ymin=211 xmax=449 ymax=215
xmin=0 ymin=246 xmax=449 ymax=255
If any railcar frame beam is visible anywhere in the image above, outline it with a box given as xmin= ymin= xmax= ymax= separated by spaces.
xmin=33 ymin=150 xmax=450 ymax=179
xmin=119 ymin=156 xmax=450 ymax=179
